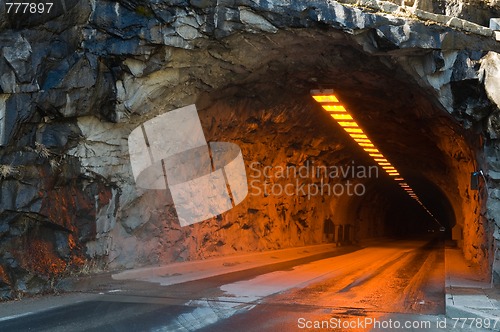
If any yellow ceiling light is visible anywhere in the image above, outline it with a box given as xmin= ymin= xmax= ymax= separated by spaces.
xmin=313 ymin=95 xmax=339 ymax=103
xmin=369 ymin=153 xmax=384 ymax=158
xmin=338 ymin=121 xmax=359 ymax=127
xmin=378 ymin=162 xmax=391 ymax=166
xmin=382 ymin=166 xmax=395 ymax=170
xmin=354 ymin=139 xmax=371 ymax=143
xmin=349 ymin=134 xmax=368 ymax=139
xmin=374 ymin=158 xmax=388 ymax=162
xmin=358 ymin=143 xmax=374 ymax=147
xmin=364 ymin=148 xmax=379 ymax=153
xmin=331 ymin=114 xmax=353 ymax=120
xmin=344 ymin=128 xmax=364 ymax=133
xmin=322 ymin=105 xmax=346 ymax=112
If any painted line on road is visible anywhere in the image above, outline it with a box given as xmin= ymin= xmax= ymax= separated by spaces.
xmin=0 ymin=311 xmax=34 ymax=322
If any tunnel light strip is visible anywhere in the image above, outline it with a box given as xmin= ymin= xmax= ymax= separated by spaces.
xmin=311 ymin=89 xmax=439 ymax=221
xmin=323 ymin=105 xmax=346 ymax=112
xmin=313 ymin=95 xmax=339 ymax=103
xmin=332 ymin=114 xmax=354 ymax=120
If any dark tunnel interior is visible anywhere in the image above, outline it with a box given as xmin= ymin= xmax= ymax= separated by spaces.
xmin=195 ymin=28 xmax=479 ymax=248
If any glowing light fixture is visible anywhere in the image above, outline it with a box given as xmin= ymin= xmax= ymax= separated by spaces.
xmin=349 ymin=134 xmax=368 ymax=139
xmin=313 ymin=95 xmax=339 ymax=103
xmin=344 ymin=128 xmax=364 ymax=133
xmin=331 ymin=114 xmax=354 ymax=120
xmin=338 ymin=121 xmax=358 ymax=127
xmin=322 ymin=105 xmax=346 ymax=112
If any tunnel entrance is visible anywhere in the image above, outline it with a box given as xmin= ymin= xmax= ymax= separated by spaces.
xmin=195 ymin=28 xmax=488 ymax=275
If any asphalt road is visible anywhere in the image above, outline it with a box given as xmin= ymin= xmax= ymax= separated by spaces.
xmin=0 ymin=236 xmax=445 ymax=331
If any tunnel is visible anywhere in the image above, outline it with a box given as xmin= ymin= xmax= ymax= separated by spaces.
xmin=61 ymin=17 xmax=500 ymax=277
xmin=178 ymin=28 xmax=486 ymax=269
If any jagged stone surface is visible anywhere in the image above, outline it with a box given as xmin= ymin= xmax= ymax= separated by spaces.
xmin=0 ymin=0 xmax=499 ymax=298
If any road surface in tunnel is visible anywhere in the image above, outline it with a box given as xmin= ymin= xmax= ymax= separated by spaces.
xmin=198 ymin=236 xmax=446 ymax=332
xmin=0 ymin=236 xmax=446 ymax=331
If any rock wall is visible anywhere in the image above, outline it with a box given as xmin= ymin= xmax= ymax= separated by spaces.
xmin=403 ymin=0 xmax=500 ymax=26
xmin=1 ymin=0 xmax=500 ymax=297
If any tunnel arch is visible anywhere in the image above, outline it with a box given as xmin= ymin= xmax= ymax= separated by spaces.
xmin=191 ymin=27 xmax=486 ymax=273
